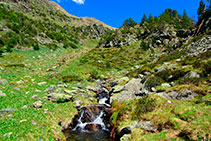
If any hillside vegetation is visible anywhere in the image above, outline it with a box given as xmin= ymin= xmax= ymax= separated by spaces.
xmin=0 ymin=0 xmax=211 ymax=140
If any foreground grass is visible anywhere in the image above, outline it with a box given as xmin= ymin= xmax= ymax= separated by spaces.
xmin=0 ymin=40 xmax=98 ymax=140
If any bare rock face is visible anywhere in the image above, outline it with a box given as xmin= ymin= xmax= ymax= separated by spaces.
xmin=186 ymin=35 xmax=211 ymax=57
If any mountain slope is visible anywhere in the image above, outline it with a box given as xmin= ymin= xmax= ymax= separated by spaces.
xmin=49 ymin=1 xmax=114 ymax=30
xmin=0 ymin=0 xmax=112 ymax=55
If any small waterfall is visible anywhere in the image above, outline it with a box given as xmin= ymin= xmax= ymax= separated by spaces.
xmin=99 ymin=97 xmax=108 ymax=105
xmin=62 ymin=85 xmax=115 ymax=140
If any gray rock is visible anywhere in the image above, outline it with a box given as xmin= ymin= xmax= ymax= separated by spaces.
xmin=112 ymin=78 xmax=143 ymax=101
xmin=120 ymin=135 xmax=131 ymax=141
xmin=115 ymin=77 xmax=130 ymax=84
xmin=16 ymin=80 xmax=24 ymax=85
xmin=113 ymin=85 xmax=124 ymax=93
xmin=0 ymin=79 xmax=8 ymax=85
xmin=151 ymin=87 xmax=156 ymax=92
xmin=74 ymin=100 xmax=83 ymax=108
xmin=21 ymin=105 xmax=28 ymax=109
xmin=119 ymin=127 xmax=132 ymax=139
xmin=14 ymin=87 xmax=20 ymax=91
xmin=47 ymin=93 xmax=72 ymax=103
xmin=155 ymin=66 xmax=167 ymax=72
xmin=138 ymin=74 xmax=144 ymax=78
xmin=156 ymin=90 xmax=198 ymax=100
xmin=0 ymin=90 xmax=6 ymax=97
xmin=168 ymin=64 xmax=177 ymax=69
xmin=37 ymin=82 xmax=47 ymax=86
xmin=86 ymin=85 xmax=99 ymax=92
xmin=161 ymin=83 xmax=171 ymax=89
xmin=178 ymin=90 xmax=198 ymax=100
xmin=0 ymin=108 xmax=17 ymax=116
xmin=48 ymin=85 xmax=56 ymax=93
xmin=143 ymin=71 xmax=150 ymax=75
xmin=32 ymin=101 xmax=42 ymax=108
xmin=184 ymin=71 xmax=200 ymax=79
xmin=130 ymin=121 xmax=157 ymax=132
xmin=32 ymin=95 xmax=38 ymax=100
xmin=186 ymin=35 xmax=211 ymax=57
xmin=156 ymin=91 xmax=178 ymax=99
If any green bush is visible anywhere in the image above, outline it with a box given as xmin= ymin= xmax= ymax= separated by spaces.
xmin=202 ymin=60 xmax=211 ymax=76
xmin=88 ymin=69 xmax=100 ymax=82
xmin=132 ymin=97 xmax=156 ymax=120
xmin=145 ymin=76 xmax=164 ymax=89
xmin=156 ymin=69 xmax=186 ymax=82
xmin=33 ymin=42 xmax=40 ymax=50
xmin=62 ymin=73 xmax=82 ymax=82
xmin=141 ymin=40 xmax=150 ymax=51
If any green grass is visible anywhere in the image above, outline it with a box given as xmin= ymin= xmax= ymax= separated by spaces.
xmin=0 ymin=43 xmax=97 ymax=140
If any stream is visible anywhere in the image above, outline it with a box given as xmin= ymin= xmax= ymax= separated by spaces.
xmin=62 ymin=85 xmax=116 ymax=141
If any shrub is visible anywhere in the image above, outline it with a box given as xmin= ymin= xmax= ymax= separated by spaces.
xmin=62 ymin=73 xmax=82 ymax=82
xmin=132 ymin=97 xmax=156 ymax=120
xmin=141 ymin=40 xmax=150 ymax=51
xmin=202 ymin=60 xmax=211 ymax=76
xmin=156 ymin=69 xmax=186 ymax=82
xmin=33 ymin=42 xmax=40 ymax=50
xmin=88 ymin=69 xmax=100 ymax=82
xmin=145 ymin=76 xmax=164 ymax=90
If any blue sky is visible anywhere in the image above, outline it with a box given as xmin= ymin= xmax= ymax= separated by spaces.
xmin=52 ymin=0 xmax=201 ymax=28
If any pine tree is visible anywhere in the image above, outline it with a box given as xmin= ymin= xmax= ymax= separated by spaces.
xmin=148 ymin=14 xmax=154 ymax=23
xmin=182 ymin=10 xmax=191 ymax=28
xmin=123 ymin=17 xmax=136 ymax=27
xmin=198 ymin=0 xmax=205 ymax=17
xmin=141 ymin=14 xmax=147 ymax=24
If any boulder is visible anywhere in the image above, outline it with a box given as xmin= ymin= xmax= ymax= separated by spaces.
xmin=0 ymin=108 xmax=17 ymax=116
xmin=47 ymin=85 xmax=56 ymax=93
xmin=32 ymin=101 xmax=42 ymax=108
xmin=130 ymin=121 xmax=157 ymax=132
xmin=0 ymin=90 xmax=6 ymax=97
xmin=112 ymin=78 xmax=143 ymax=101
xmin=118 ymin=127 xmax=132 ymax=139
xmin=113 ymin=85 xmax=124 ymax=93
xmin=0 ymin=79 xmax=8 ymax=85
xmin=161 ymin=83 xmax=171 ymax=89
xmin=184 ymin=71 xmax=200 ymax=79
xmin=120 ymin=135 xmax=131 ymax=141
xmin=47 ymin=93 xmax=72 ymax=103
xmin=74 ymin=100 xmax=83 ymax=108
xmin=155 ymin=66 xmax=166 ymax=72
xmin=156 ymin=90 xmax=198 ymax=100
xmin=115 ymin=77 xmax=130 ymax=84
xmin=37 ymin=82 xmax=47 ymax=86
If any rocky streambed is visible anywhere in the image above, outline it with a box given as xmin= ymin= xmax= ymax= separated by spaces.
xmin=61 ymin=84 xmax=117 ymax=141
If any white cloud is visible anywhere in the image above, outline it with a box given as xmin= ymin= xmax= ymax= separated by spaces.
xmin=72 ymin=0 xmax=85 ymax=5
xmin=56 ymin=0 xmax=85 ymax=4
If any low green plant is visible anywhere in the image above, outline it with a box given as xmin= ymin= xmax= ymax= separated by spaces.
xmin=145 ymin=76 xmax=164 ymax=89
xmin=132 ymin=97 xmax=156 ymax=120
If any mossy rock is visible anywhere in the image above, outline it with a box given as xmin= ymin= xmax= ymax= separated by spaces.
xmin=47 ymin=93 xmax=73 ymax=103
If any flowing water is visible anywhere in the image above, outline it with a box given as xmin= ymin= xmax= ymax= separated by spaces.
xmin=62 ymin=85 xmax=115 ymax=141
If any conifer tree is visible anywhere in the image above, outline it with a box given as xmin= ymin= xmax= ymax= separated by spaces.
xmin=182 ymin=10 xmax=191 ymax=28
xmin=198 ymin=0 xmax=205 ymax=17
xmin=148 ymin=14 xmax=154 ymax=23
xmin=141 ymin=14 xmax=147 ymax=24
